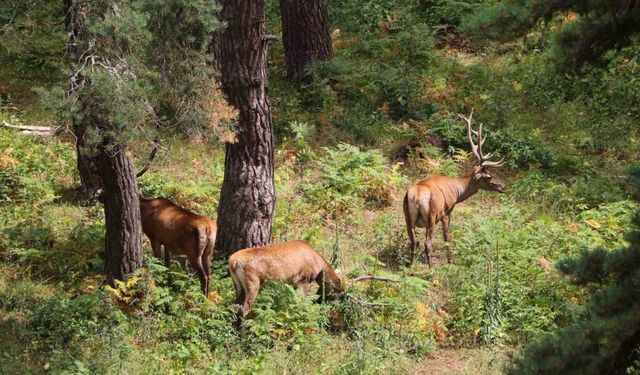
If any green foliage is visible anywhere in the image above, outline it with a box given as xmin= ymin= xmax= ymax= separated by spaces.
xmin=429 ymin=112 xmax=556 ymax=169
xmin=416 ymin=0 xmax=487 ymax=25
xmin=465 ymin=0 xmax=640 ymax=72
xmin=506 ymin=203 xmax=640 ymax=375
xmin=304 ymin=143 xmax=406 ymax=214
xmin=143 ymin=0 xmax=223 ymax=138
xmin=271 ymin=0 xmax=436 ymax=145
xmin=437 ymin=200 xmax=635 ymax=345
xmin=242 ymin=281 xmax=327 ymax=350
xmin=30 ymin=291 xmax=125 ymax=348
xmin=0 ymin=0 xmax=68 ymax=95
xmin=2 ymin=0 xmax=640 ymax=373
xmin=0 ymin=128 xmax=103 ymax=283
xmin=337 ymin=274 xmax=436 ymax=359
xmin=0 ymin=128 xmax=75 ymax=205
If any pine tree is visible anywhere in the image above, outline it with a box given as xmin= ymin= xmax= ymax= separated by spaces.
xmin=66 ymin=0 xmax=154 ymax=285
xmin=465 ymin=0 xmax=640 ymax=71
xmin=66 ymin=0 xmax=104 ymax=200
xmin=279 ymin=0 xmax=332 ymax=82
xmin=213 ymin=0 xmax=276 ymax=259
xmin=507 ymin=171 xmax=640 ymax=374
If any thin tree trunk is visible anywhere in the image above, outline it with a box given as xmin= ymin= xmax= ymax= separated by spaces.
xmin=66 ymin=0 xmax=103 ymax=200
xmin=279 ymin=0 xmax=332 ymax=82
xmin=101 ymin=139 xmax=143 ymax=285
xmin=74 ymin=116 xmax=103 ymax=199
xmin=213 ymin=0 xmax=276 ymax=259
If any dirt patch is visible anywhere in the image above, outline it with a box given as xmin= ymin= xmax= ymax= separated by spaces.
xmin=408 ymin=348 xmax=508 ymax=375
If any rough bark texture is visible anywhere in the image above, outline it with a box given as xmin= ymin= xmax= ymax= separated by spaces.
xmin=213 ymin=0 xmax=276 ymax=259
xmin=65 ymin=0 xmax=103 ymax=200
xmin=73 ymin=115 xmax=103 ymax=199
xmin=101 ymin=140 xmax=143 ymax=285
xmin=279 ymin=0 xmax=332 ymax=82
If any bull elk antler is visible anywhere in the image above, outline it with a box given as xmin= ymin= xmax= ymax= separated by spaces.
xmin=458 ymin=109 xmax=504 ymax=168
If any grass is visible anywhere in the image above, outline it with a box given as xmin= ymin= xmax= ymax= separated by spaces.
xmin=1 ymin=1 xmax=639 ymax=371
xmin=0 ymin=124 xmax=636 ymax=373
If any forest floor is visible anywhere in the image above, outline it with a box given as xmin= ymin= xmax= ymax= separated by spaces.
xmin=412 ymin=348 xmax=508 ymax=375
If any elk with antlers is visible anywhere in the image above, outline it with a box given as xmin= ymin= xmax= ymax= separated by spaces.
xmin=404 ymin=109 xmax=506 ymax=266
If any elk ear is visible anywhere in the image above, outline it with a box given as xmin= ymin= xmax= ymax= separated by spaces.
xmin=473 ymin=172 xmax=484 ymax=180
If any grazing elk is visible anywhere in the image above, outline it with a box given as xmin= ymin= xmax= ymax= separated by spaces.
xmin=140 ymin=197 xmax=217 ymax=296
xmin=404 ymin=109 xmax=506 ymax=266
xmin=228 ymin=240 xmax=345 ymax=319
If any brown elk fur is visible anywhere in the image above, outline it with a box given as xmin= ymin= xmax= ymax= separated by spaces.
xmin=404 ymin=166 xmax=506 ymax=265
xmin=228 ymin=240 xmax=344 ymax=319
xmin=140 ymin=197 xmax=216 ymax=296
xmin=404 ymin=110 xmax=506 ymax=266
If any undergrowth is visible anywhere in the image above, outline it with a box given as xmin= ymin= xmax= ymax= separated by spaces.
xmin=1 ymin=0 xmax=639 ymax=373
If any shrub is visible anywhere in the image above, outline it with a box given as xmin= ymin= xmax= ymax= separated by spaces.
xmin=304 ymin=143 xmax=406 ymax=214
xmin=436 ymin=200 xmax=636 ymax=345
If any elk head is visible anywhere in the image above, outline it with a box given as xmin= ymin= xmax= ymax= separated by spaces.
xmin=459 ymin=109 xmax=506 ymax=193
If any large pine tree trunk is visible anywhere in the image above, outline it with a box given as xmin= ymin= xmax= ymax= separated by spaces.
xmin=213 ymin=0 xmax=276 ymax=259
xmin=101 ymin=139 xmax=143 ymax=285
xmin=279 ymin=0 xmax=332 ymax=82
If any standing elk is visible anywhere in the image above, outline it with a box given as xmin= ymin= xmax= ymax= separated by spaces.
xmin=404 ymin=109 xmax=506 ymax=266
xmin=133 ymin=139 xmax=216 ymax=296
xmin=140 ymin=197 xmax=217 ymax=296
xmin=228 ymin=240 xmax=345 ymax=319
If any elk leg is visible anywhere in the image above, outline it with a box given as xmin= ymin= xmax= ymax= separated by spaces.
xmin=417 ymin=204 xmax=434 ymax=266
xmin=231 ymin=275 xmax=245 ymax=305
xmin=189 ymin=254 xmax=207 ymax=296
xmin=178 ymin=256 xmax=189 ymax=273
xmin=164 ymin=247 xmax=171 ymax=268
xmin=424 ymin=225 xmax=435 ymax=267
xmin=407 ymin=224 xmax=417 ymax=265
xmin=442 ymin=215 xmax=451 ymax=241
xmin=202 ymin=258 xmax=212 ymax=298
xmin=404 ymin=196 xmax=417 ymax=264
xmin=315 ymin=271 xmax=328 ymax=303
xmin=202 ymin=235 xmax=214 ymax=298
xmin=149 ymin=237 xmax=161 ymax=259
xmin=442 ymin=215 xmax=453 ymax=263
xmin=241 ymin=281 xmax=260 ymax=319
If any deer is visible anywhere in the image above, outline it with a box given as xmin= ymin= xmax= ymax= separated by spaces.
xmin=404 ymin=109 xmax=506 ymax=266
xmin=133 ymin=140 xmax=217 ymax=296
xmin=228 ymin=240 xmax=345 ymax=320
xmin=139 ymin=197 xmax=217 ymax=296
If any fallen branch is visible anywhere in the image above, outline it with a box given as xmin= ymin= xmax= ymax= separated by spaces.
xmin=346 ymin=293 xmax=395 ymax=308
xmin=2 ymin=121 xmax=53 ymax=132
xmin=351 ymin=275 xmax=400 ymax=284
xmin=135 ymin=137 xmax=159 ymax=178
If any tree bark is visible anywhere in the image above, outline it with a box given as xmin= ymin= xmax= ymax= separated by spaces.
xmin=279 ymin=0 xmax=332 ymax=82
xmin=65 ymin=0 xmax=103 ymax=200
xmin=213 ymin=0 xmax=276 ymax=259
xmin=101 ymin=139 xmax=143 ymax=285
xmin=73 ymin=115 xmax=104 ymax=199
